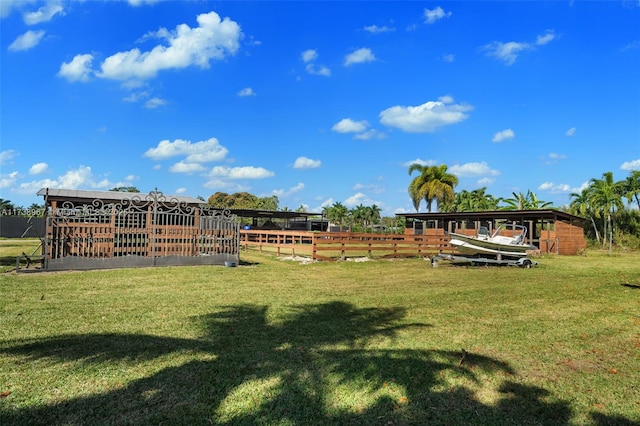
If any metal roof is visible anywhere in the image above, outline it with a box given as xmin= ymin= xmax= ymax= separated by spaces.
xmin=397 ymin=209 xmax=586 ymax=224
xmin=38 ymin=188 xmax=202 ymax=205
xmin=227 ymin=208 xmax=323 ymax=220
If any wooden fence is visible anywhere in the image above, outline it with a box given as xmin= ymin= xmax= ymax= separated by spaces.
xmin=240 ymin=230 xmax=451 ymax=260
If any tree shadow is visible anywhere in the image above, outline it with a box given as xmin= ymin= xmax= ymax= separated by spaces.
xmin=0 ymin=301 xmax=594 ymax=425
xmin=621 ymin=283 xmax=640 ymax=290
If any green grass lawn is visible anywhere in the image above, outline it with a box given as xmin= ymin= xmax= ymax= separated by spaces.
xmin=1 ymin=240 xmax=639 ymax=425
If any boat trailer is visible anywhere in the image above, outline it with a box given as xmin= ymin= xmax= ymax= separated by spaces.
xmin=430 ymin=253 xmax=538 ymax=268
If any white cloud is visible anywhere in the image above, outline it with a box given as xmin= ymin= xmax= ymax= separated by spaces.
xmin=482 ymin=30 xmax=556 ymax=65
xmin=144 ymin=138 xmax=228 ymax=162
xmin=8 ymin=30 xmax=45 ymax=51
xmin=538 ymin=182 xmax=571 ymax=193
xmin=0 ymin=149 xmax=18 ymax=165
xmin=364 ymin=25 xmax=394 ymax=34
xmin=492 ymin=128 xmax=515 ymax=142
xmin=123 ymin=90 xmax=151 ymax=103
xmin=343 ymin=192 xmax=380 ymax=207
xmin=621 ymin=159 xmax=640 ymax=171
xmin=92 ymin=11 xmax=241 ymax=81
xmin=622 ymin=40 xmax=640 ymax=52
xmin=58 ymin=53 xmax=94 ymax=82
xmin=273 ymin=182 xmax=305 ymax=197
xmin=403 ymin=158 xmax=436 ymax=167
xmin=482 ymin=41 xmax=529 ymax=66
xmin=424 ymin=6 xmax=452 ymax=24
xmin=566 ymin=127 xmax=576 ymax=136
xmin=128 ymin=0 xmax=162 ymax=5
xmin=0 ymin=171 xmax=19 ymax=189
xmin=301 ymin=49 xmax=318 ymax=63
xmin=169 ymin=161 xmax=206 ymax=173
xmin=144 ymin=97 xmax=166 ymax=109
xmin=29 ymin=162 xmax=48 ymax=175
xmin=203 ymin=179 xmax=248 ymax=191
xmin=16 ymin=165 xmax=110 ymax=195
xmin=442 ymin=53 xmax=455 ymax=63
xmin=353 ymin=183 xmax=384 ymax=194
xmin=207 ymin=166 xmax=274 ymax=179
xmin=0 ymin=0 xmax=20 ymax=18
xmin=301 ymin=49 xmax=331 ymax=76
xmin=23 ymin=1 xmax=64 ymax=25
xmin=305 ymin=64 xmax=331 ymax=76
xmin=237 ymin=87 xmax=256 ymax=97
xmin=449 ymin=162 xmax=500 ymax=177
xmin=379 ymin=96 xmax=472 ymax=133
xmin=175 ymin=187 xmax=187 ymax=194
xmin=536 ymin=30 xmax=556 ymax=46
xmin=344 ymin=47 xmax=375 ymax=66
xmin=354 ymin=129 xmax=386 ymax=140
xmin=332 ymin=118 xmax=369 ymax=133
xmin=293 ymin=156 xmax=321 ymax=169
xmin=548 ymin=153 xmax=566 ymax=160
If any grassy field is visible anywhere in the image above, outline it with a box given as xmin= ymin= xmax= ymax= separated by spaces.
xmin=1 ymin=239 xmax=639 ymax=425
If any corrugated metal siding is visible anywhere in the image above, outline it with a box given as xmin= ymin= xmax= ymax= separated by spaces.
xmin=0 ymin=217 xmax=45 ymax=238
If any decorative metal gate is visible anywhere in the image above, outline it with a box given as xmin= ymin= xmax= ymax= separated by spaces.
xmin=44 ymin=191 xmax=239 ymax=271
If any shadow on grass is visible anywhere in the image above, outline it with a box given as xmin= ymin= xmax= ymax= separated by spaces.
xmin=621 ymin=283 xmax=640 ymax=290
xmin=0 ymin=301 xmax=628 ymax=425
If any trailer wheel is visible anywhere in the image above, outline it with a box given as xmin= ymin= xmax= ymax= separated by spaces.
xmin=521 ymin=259 xmax=532 ymax=269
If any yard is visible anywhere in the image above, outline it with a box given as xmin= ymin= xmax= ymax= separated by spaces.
xmin=1 ymin=239 xmax=639 ymax=425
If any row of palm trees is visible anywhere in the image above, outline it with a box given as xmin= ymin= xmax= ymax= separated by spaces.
xmin=407 ymin=163 xmax=554 ymax=212
xmin=322 ymin=202 xmax=382 ymax=230
xmin=568 ymin=170 xmax=640 ymax=252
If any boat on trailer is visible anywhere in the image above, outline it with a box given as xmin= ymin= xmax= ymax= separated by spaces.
xmin=447 ymin=223 xmax=537 ymax=260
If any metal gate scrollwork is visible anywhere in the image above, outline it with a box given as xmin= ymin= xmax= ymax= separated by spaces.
xmin=44 ymin=191 xmax=239 ymax=271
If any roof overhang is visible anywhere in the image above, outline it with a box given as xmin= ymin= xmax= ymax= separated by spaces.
xmin=397 ymin=209 xmax=587 ymax=225
xmin=38 ymin=188 xmax=202 ymax=205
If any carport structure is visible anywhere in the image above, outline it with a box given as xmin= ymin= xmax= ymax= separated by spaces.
xmin=397 ymin=209 xmax=587 ymax=255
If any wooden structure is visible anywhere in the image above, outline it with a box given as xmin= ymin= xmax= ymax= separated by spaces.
xmin=37 ymin=188 xmax=239 ymax=271
xmin=397 ymin=210 xmax=587 ymax=255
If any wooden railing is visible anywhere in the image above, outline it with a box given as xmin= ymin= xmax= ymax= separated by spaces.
xmin=240 ymin=230 xmax=451 ymax=260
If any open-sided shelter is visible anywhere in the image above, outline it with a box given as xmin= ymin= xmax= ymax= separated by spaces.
xmin=397 ymin=209 xmax=587 ymax=255
xmin=38 ymin=188 xmax=240 ymax=271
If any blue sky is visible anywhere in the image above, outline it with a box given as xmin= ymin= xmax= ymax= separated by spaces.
xmin=1 ymin=1 xmax=639 ymax=215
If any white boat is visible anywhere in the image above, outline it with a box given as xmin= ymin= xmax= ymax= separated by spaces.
xmin=448 ymin=224 xmax=536 ymax=259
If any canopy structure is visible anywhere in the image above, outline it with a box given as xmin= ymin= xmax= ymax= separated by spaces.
xmin=397 ymin=209 xmax=587 ymax=255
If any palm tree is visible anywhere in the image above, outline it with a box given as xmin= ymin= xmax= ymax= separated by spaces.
xmin=350 ymin=204 xmax=369 ymax=229
xmin=501 ymin=190 xmax=551 ymax=210
xmin=623 ymin=170 xmax=640 ymax=209
xmin=442 ymin=187 xmax=500 ymax=212
xmin=569 ymin=188 xmax=600 ymax=243
xmin=408 ymin=164 xmax=458 ymax=212
xmin=326 ymin=202 xmax=348 ymax=226
xmin=368 ymin=204 xmax=382 ymax=226
xmin=588 ymin=171 xmax=625 ymax=254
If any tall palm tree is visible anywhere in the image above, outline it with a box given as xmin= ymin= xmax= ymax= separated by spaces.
xmin=588 ymin=171 xmax=625 ymax=253
xmin=327 ymin=202 xmax=348 ymax=226
xmin=408 ymin=164 xmax=458 ymax=212
xmin=623 ymin=170 xmax=640 ymax=209
xmin=368 ymin=204 xmax=382 ymax=225
xmin=569 ymin=188 xmax=600 ymax=243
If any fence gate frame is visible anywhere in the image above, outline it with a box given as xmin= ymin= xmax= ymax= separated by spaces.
xmin=43 ymin=190 xmax=239 ymax=271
